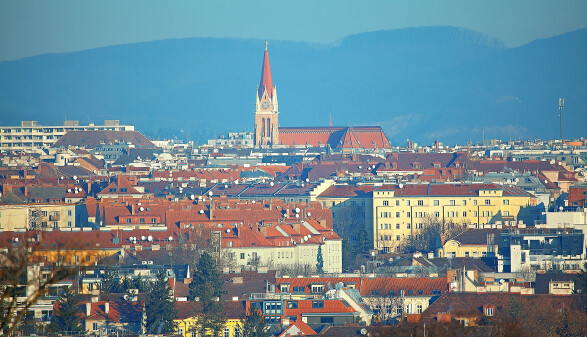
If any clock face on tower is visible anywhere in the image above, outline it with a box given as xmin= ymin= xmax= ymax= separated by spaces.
xmin=262 ymin=102 xmax=270 ymax=109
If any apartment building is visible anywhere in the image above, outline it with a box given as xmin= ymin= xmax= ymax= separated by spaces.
xmin=373 ymin=183 xmax=537 ymax=252
xmin=0 ymin=120 xmax=134 ymax=153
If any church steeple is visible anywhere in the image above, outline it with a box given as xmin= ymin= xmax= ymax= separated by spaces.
xmin=254 ymin=41 xmax=279 ymax=147
xmin=258 ymin=40 xmax=274 ymax=100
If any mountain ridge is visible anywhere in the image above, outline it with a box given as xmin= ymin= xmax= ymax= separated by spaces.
xmin=0 ymin=26 xmax=584 ymax=145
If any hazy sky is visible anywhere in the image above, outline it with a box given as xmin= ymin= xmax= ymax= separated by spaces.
xmin=1 ymin=0 xmax=587 ymax=61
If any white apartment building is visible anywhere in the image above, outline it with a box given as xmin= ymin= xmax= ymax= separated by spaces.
xmin=0 ymin=120 xmax=134 ymax=153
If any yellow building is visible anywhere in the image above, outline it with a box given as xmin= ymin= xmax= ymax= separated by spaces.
xmin=0 ymin=204 xmax=83 ymax=231
xmin=174 ymin=301 xmax=245 ymax=337
xmin=316 ymin=185 xmax=374 ymax=248
xmin=373 ymin=183 xmax=537 ymax=253
xmin=440 ymin=229 xmax=500 ymax=258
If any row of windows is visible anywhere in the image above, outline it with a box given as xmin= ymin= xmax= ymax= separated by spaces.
xmin=381 ymin=199 xmax=507 ymax=206
xmin=125 ymin=218 xmax=157 ymax=224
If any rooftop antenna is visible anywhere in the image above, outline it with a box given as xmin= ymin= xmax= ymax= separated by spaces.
xmin=558 ymin=98 xmax=564 ymax=144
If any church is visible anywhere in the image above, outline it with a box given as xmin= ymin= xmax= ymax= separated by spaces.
xmin=254 ymin=42 xmax=391 ymax=149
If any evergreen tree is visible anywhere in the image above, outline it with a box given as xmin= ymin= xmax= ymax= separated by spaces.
xmin=145 ymin=270 xmax=177 ymax=334
xmin=48 ymin=288 xmax=84 ymax=335
xmin=316 ymin=244 xmax=324 ymax=274
xmin=189 ymin=251 xmax=224 ymax=300
xmin=241 ymin=308 xmax=268 ymax=337
xmin=189 ymin=251 xmax=226 ymax=335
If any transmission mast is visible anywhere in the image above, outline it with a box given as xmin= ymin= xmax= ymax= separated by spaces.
xmin=558 ymin=98 xmax=564 ymax=145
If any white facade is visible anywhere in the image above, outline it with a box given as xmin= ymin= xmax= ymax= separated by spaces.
xmin=226 ymin=238 xmax=342 ymax=274
xmin=0 ymin=120 xmax=134 ymax=153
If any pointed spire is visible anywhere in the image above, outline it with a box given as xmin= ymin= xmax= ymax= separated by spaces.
xmin=329 ymin=114 xmax=332 ymax=127
xmin=258 ymin=41 xmax=273 ymax=100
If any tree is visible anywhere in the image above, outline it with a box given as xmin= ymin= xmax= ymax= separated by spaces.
xmin=48 ymin=288 xmax=84 ymax=335
xmin=0 ymin=232 xmax=79 ymax=337
xmin=189 ymin=251 xmax=224 ymax=300
xmin=145 ymin=270 xmax=177 ymax=334
xmin=316 ymin=244 xmax=324 ymax=274
xmin=189 ymin=251 xmax=226 ymax=335
xmin=241 ymin=308 xmax=268 ymax=337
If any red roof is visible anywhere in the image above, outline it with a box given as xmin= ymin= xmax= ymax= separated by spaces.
xmin=258 ymin=43 xmax=273 ymax=100
xmin=278 ymin=126 xmax=390 ymax=149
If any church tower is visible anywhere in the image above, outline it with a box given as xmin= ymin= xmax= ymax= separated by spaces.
xmin=254 ymin=41 xmax=279 ymax=147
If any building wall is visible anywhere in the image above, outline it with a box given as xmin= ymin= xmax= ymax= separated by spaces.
xmin=226 ymin=239 xmax=342 ymax=273
xmin=0 ymin=204 xmax=80 ymax=231
xmin=0 ymin=120 xmax=134 ymax=153
xmin=316 ymin=194 xmax=373 ymax=249
xmin=441 ymin=240 xmax=497 ymax=258
xmin=372 ymin=187 xmax=537 ymax=252
xmin=174 ymin=317 xmax=242 ymax=337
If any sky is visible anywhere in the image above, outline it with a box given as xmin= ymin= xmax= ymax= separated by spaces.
xmin=1 ymin=0 xmax=587 ymax=62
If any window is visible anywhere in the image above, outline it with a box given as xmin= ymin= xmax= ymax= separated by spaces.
xmin=408 ymin=290 xmax=413 ymax=295
xmin=311 ymin=284 xmax=324 ymax=293
xmin=450 ymin=200 xmax=455 ymax=206
xmin=417 ymin=304 xmax=423 ymax=314
xmin=504 ymin=211 xmax=509 ymax=217
xmin=395 ymin=212 xmax=400 ymax=218
xmin=224 ymin=328 xmax=230 ymax=337
xmin=484 ymin=307 xmax=494 ymax=316
xmin=280 ymin=284 xmax=291 ymax=293
xmin=240 ymin=253 xmax=245 ymax=259
xmin=293 ymin=286 xmax=305 ymax=293
xmin=93 ymin=322 xmax=99 ymax=331
xmin=432 ymin=289 xmax=442 ymax=295
xmin=126 ymin=218 xmax=131 ymax=224
xmin=287 ymin=301 xmax=298 ymax=309
xmin=417 ymin=289 xmax=423 ymax=295
xmin=485 ymin=199 xmax=491 ymax=205
xmin=462 ymin=212 xmax=467 ymax=217
xmin=68 ymin=210 xmax=72 ymax=216
xmin=140 ymin=218 xmax=145 ymax=223
xmin=473 ymin=200 xmax=478 ymax=206
xmin=312 ymin=301 xmax=324 ymax=309
xmin=396 ymin=200 xmax=400 ymax=206
xmin=418 ymin=200 xmax=423 ymax=206
xmin=383 ymin=200 xmax=389 ymax=206
xmin=406 ymin=200 xmax=410 ymax=206
xmin=396 ymin=235 xmax=400 ymax=241
xmin=503 ymin=199 xmax=509 ymax=205
xmin=407 ymin=223 xmax=411 ymax=229
xmin=151 ymin=218 xmax=156 ymax=223
xmin=434 ymin=212 xmax=440 ymax=217
xmin=473 ymin=211 xmax=478 ymax=217
xmin=234 ymin=327 xmax=241 ymax=337
xmin=396 ymin=224 xmax=400 ymax=229
xmin=462 ymin=200 xmax=467 ymax=206
xmin=434 ymin=200 xmax=439 ymax=206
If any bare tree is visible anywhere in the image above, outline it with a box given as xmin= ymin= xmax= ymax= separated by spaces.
xmin=0 ymin=232 xmax=80 ymax=336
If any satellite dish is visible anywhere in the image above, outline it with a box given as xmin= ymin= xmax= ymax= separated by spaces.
xmin=398 ymin=184 xmax=404 ymax=189
xmin=190 ymin=194 xmax=195 ymax=200
xmin=270 ymin=182 xmax=274 ymax=186
xmin=67 ymin=189 xmax=72 ymax=193
xmin=295 ymin=214 xmax=299 ymax=218
xmin=307 ymin=212 xmax=311 ymax=217
xmin=295 ymin=208 xmax=300 ymax=213
xmin=147 ymin=236 xmax=153 ymax=241
xmin=209 ymin=191 xmax=213 ymax=197
xmin=224 ymin=184 xmax=228 ymax=189
xmin=225 ymin=229 xmax=230 ymax=233
xmin=139 ymin=207 xmax=144 ymax=212
xmin=199 ymin=209 xmax=204 ymax=214
xmin=73 ymin=175 xmax=77 ymax=180
xmin=169 ymin=236 xmax=173 ymax=241
xmin=141 ymin=236 xmax=146 ymax=241
xmin=252 ymin=200 xmax=256 ymax=204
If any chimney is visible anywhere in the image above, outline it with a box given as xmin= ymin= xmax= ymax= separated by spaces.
xmin=104 ymin=302 xmax=109 ymax=315
xmin=86 ymin=303 xmax=92 ymax=316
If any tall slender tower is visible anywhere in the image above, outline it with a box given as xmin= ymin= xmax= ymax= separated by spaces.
xmin=254 ymin=41 xmax=279 ymax=147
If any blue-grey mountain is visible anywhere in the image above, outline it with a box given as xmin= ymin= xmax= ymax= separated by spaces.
xmin=0 ymin=26 xmax=585 ymax=145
